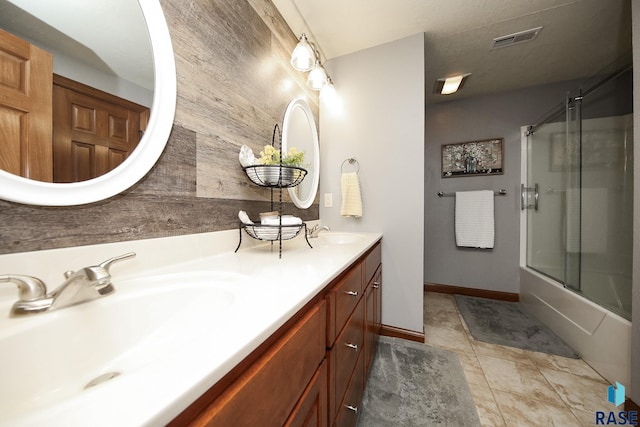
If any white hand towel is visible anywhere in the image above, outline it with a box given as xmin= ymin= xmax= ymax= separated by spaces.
xmin=340 ymin=172 xmax=362 ymax=218
xmin=455 ymin=190 xmax=494 ymax=248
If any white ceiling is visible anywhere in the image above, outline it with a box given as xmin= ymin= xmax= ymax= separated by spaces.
xmin=272 ymin=0 xmax=632 ymax=103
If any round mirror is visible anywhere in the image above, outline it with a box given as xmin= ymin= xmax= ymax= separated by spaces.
xmin=282 ymin=98 xmax=319 ymax=209
xmin=0 ymin=0 xmax=176 ymax=206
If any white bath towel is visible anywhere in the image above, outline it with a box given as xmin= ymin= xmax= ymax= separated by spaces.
xmin=455 ymin=190 xmax=495 ymax=249
xmin=340 ymin=172 xmax=362 ymax=218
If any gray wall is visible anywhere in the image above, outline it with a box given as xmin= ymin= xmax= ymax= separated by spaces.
xmin=424 ymin=81 xmax=581 ymax=293
xmin=0 ymin=0 xmax=319 ymax=255
xmin=320 ymin=34 xmax=425 ymax=333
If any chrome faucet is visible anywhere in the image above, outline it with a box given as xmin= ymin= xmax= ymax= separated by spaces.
xmin=307 ymin=224 xmax=330 ymax=238
xmin=2 ymin=252 xmax=135 ymax=317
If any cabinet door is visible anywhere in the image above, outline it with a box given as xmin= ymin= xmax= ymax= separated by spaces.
xmin=193 ymin=301 xmax=326 ymax=427
xmin=364 ymin=283 xmax=376 ymax=375
xmin=284 ymin=360 xmax=327 ymax=427
xmin=334 ymin=353 xmax=365 ymax=427
xmin=373 ymin=267 xmax=382 ymax=336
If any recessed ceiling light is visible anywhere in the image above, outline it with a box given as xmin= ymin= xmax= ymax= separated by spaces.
xmin=433 ymin=74 xmax=471 ymax=95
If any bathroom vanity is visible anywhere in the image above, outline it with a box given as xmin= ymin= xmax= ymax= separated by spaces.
xmin=170 ymin=237 xmax=382 ymax=427
xmin=0 ymin=229 xmax=381 ymax=426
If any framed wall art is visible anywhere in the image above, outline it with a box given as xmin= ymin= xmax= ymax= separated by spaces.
xmin=441 ymin=138 xmax=504 ymax=178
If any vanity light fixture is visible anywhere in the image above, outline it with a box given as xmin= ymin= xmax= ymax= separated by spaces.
xmin=290 ymin=33 xmax=334 ymax=91
xmin=433 ymin=73 xmax=471 ymax=95
xmin=320 ymin=77 xmax=336 ymax=100
xmin=307 ymin=61 xmax=328 ymax=90
xmin=290 ymin=33 xmax=315 ymax=72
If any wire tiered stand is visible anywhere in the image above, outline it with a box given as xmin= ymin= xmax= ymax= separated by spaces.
xmin=235 ymin=124 xmax=313 ymax=258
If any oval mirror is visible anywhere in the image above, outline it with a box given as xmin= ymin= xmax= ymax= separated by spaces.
xmin=0 ymin=0 xmax=176 ymax=206
xmin=282 ymin=98 xmax=319 ymax=209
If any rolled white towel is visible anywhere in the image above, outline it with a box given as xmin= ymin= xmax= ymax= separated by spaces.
xmin=238 ymin=145 xmax=257 ymax=167
xmin=261 ymin=215 xmax=302 ymax=226
xmin=238 ymin=210 xmax=254 ymax=224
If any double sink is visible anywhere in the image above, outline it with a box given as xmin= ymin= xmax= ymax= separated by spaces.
xmin=0 ymin=231 xmax=369 ymax=426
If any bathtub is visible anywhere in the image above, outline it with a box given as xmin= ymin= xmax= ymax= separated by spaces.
xmin=520 ymin=267 xmax=631 ymax=387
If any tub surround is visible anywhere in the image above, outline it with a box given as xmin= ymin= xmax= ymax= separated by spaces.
xmin=0 ymin=228 xmax=381 ymax=426
xmin=520 ymin=267 xmax=631 ymax=389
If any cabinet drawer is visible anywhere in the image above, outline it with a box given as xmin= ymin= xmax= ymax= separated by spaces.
xmin=363 ymin=242 xmax=381 ymax=286
xmin=328 ymin=301 xmax=364 ymax=422
xmin=334 ymin=351 xmax=365 ymax=427
xmin=194 ymin=301 xmax=326 ymax=427
xmin=327 ymin=263 xmax=363 ymax=345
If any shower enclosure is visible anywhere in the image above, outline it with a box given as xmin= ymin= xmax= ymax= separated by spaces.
xmin=523 ymin=56 xmax=633 ymax=321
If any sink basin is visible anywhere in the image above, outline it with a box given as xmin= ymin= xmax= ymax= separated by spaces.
xmin=0 ymin=271 xmax=246 ymax=421
xmin=316 ymin=232 xmax=365 ymax=245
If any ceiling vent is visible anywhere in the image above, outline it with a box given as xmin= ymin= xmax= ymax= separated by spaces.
xmin=491 ymin=26 xmax=542 ymax=49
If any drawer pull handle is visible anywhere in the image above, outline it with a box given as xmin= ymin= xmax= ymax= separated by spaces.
xmin=373 ymin=281 xmax=380 ymax=288
xmin=345 ymin=290 xmax=358 ymax=297
xmin=345 ymin=405 xmax=358 ymax=413
xmin=344 ymin=343 xmax=358 ymax=351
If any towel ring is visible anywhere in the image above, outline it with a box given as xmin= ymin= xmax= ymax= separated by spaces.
xmin=341 ymin=158 xmax=360 ymax=174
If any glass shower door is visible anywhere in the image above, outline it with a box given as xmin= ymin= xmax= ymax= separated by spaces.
xmin=526 ymin=118 xmax=567 ymax=283
xmin=526 ymin=85 xmax=633 ymax=320
xmin=564 ymin=93 xmax=582 ymax=292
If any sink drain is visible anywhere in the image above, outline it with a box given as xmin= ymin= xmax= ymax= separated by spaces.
xmin=84 ymin=371 xmax=121 ymax=389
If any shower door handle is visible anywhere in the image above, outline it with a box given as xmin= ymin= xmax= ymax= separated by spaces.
xmin=521 ymin=183 xmax=539 ymax=211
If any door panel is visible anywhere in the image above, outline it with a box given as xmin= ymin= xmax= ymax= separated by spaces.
xmin=52 ymin=75 xmax=149 ymax=182
xmin=0 ymin=28 xmax=53 ymax=181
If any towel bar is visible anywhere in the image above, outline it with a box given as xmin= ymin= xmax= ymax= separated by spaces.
xmin=437 ymin=189 xmax=507 ymax=197
xmin=341 ymin=158 xmax=360 ymax=174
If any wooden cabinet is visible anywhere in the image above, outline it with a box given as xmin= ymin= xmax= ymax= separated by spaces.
xmin=364 ymin=266 xmax=382 ymax=375
xmin=327 ymin=241 xmax=382 ymax=427
xmin=285 ymin=360 xmax=328 ymax=427
xmin=172 ymin=240 xmax=382 ymax=427
xmin=188 ymin=301 xmax=326 ymax=427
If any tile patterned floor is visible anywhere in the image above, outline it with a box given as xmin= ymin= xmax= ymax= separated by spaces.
xmin=424 ymin=292 xmax=613 ymax=426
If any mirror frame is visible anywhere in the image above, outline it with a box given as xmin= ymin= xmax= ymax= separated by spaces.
xmin=0 ymin=0 xmax=176 ymax=206
xmin=282 ymin=97 xmax=319 ymax=209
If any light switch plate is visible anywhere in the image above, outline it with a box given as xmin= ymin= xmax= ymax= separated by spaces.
xmin=324 ymin=193 xmax=333 ymax=208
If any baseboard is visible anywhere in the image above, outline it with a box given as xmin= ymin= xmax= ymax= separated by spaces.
xmin=380 ymin=324 xmax=425 ymax=343
xmin=626 ymin=398 xmax=639 ymax=426
xmin=424 ymin=282 xmax=519 ymax=302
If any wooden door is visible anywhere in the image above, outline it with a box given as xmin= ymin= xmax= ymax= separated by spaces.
xmin=52 ymin=75 xmax=149 ymax=183
xmin=0 ymin=28 xmax=53 ymax=181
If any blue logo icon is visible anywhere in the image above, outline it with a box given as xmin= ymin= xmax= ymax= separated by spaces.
xmin=608 ymin=382 xmax=625 ymax=407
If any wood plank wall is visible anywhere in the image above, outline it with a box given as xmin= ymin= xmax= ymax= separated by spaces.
xmin=0 ymin=0 xmax=319 ymax=255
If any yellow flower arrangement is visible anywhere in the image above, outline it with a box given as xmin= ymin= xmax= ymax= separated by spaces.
xmin=258 ymin=145 xmax=305 ymax=167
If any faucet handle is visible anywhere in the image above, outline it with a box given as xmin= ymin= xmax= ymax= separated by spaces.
xmin=0 ymin=275 xmax=47 ymax=301
xmin=98 ymin=252 xmax=136 ymax=273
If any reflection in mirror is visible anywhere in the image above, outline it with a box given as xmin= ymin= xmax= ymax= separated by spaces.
xmin=282 ymin=98 xmax=319 ymax=209
xmin=0 ymin=0 xmax=154 ymax=183
xmin=0 ymin=0 xmax=176 ymax=206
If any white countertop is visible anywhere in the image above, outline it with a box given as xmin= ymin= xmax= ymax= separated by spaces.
xmin=0 ymin=228 xmax=382 ymax=426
